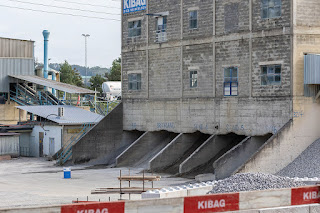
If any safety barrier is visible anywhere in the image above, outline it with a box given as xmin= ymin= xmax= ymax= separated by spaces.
xmin=1 ymin=185 xmax=319 ymax=213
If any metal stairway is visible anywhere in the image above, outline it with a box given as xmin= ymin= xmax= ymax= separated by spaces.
xmin=10 ymin=83 xmax=64 ymax=106
xmin=56 ymin=123 xmax=94 ymax=165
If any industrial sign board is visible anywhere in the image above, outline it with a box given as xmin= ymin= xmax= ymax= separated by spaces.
xmin=61 ymin=201 xmax=125 ymax=213
xmin=291 ymin=186 xmax=320 ymax=206
xmin=184 ymin=193 xmax=240 ymax=213
xmin=123 ymin=0 xmax=147 ymax=14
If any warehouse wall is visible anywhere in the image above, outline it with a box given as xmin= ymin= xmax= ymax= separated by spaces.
xmin=0 ymin=38 xmax=34 ymax=93
xmin=0 ymin=135 xmax=19 ymax=157
xmin=121 ymin=0 xmax=293 ymax=136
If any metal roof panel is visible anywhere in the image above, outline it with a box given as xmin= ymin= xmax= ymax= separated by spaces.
xmin=16 ymin=105 xmax=104 ymax=125
xmin=9 ymin=75 xmax=96 ymax=94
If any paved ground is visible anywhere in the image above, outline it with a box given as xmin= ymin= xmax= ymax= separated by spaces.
xmin=0 ymin=157 xmax=191 ymax=209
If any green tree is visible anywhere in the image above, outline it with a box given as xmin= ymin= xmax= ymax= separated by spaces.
xmin=60 ymin=60 xmax=84 ymax=87
xmin=89 ymin=74 xmax=105 ymax=93
xmin=105 ymin=57 xmax=121 ymax=81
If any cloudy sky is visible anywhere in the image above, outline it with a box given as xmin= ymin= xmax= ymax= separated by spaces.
xmin=0 ymin=0 xmax=121 ymax=68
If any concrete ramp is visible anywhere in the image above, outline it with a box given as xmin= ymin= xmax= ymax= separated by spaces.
xmin=213 ymin=134 xmax=272 ymax=180
xmin=148 ymin=132 xmax=211 ymax=173
xmin=72 ymin=103 xmax=144 ymax=165
xmin=116 ymin=131 xmax=178 ymax=169
xmin=179 ymin=133 xmax=246 ymax=175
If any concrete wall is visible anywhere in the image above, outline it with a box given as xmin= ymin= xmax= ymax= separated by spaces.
xmin=30 ymin=125 xmax=62 ymax=157
xmin=116 ymin=131 xmax=178 ymax=168
xmin=0 ymin=102 xmax=24 ymax=125
xmin=214 ymin=135 xmax=272 ymax=180
xmin=123 ymin=97 xmax=291 ymax=136
xmin=239 ymin=101 xmax=320 ymax=174
xmin=179 ymin=133 xmax=245 ymax=174
xmin=149 ymin=132 xmax=208 ymax=172
xmin=72 ymin=103 xmax=143 ymax=165
xmin=0 ymin=135 xmax=19 ymax=157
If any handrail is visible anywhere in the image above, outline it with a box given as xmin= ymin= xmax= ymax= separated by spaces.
xmin=57 ymin=123 xmax=94 ymax=165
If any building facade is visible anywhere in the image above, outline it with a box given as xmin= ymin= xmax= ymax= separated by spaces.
xmin=121 ymin=0 xmax=320 ymax=136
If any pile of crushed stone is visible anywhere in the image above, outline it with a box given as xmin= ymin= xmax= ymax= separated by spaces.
xmin=208 ymin=173 xmax=305 ymax=194
xmin=277 ymin=139 xmax=320 ymax=178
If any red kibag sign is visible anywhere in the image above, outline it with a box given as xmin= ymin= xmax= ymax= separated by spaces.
xmin=292 ymin=186 xmax=320 ymax=206
xmin=61 ymin=201 xmax=125 ymax=213
xmin=184 ymin=193 xmax=240 ymax=213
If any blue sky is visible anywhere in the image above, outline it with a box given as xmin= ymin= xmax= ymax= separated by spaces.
xmin=0 ymin=0 xmax=121 ymax=68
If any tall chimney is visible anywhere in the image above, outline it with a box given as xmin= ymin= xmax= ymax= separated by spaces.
xmin=43 ymin=30 xmax=50 ymax=79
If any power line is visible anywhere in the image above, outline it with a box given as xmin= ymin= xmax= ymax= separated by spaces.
xmin=52 ymin=0 xmax=120 ymax=9
xmin=0 ymin=4 xmax=121 ymax=20
xmin=6 ymin=0 xmax=120 ymax=15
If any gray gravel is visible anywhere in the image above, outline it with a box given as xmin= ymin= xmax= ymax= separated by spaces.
xmin=208 ymin=173 xmax=305 ymax=194
xmin=277 ymin=139 xmax=320 ymax=178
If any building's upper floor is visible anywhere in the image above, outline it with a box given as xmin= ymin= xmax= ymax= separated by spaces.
xmin=122 ymin=0 xmax=320 ymax=49
xmin=0 ymin=37 xmax=34 ymax=59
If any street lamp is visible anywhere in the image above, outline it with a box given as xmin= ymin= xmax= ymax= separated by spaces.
xmin=82 ymin=34 xmax=90 ymax=87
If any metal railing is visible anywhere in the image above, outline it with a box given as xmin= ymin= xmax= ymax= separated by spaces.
xmin=57 ymin=123 xmax=94 ymax=165
xmin=155 ymin=31 xmax=167 ymax=43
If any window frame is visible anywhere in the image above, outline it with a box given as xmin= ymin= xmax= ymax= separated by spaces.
xmin=128 ymin=20 xmax=142 ymax=38
xmin=224 ymin=67 xmax=238 ymax=97
xmin=128 ymin=73 xmax=142 ymax=91
xmin=189 ymin=70 xmax=198 ymax=88
xmin=156 ymin=16 xmax=167 ymax=33
xmin=189 ymin=10 xmax=198 ymax=30
xmin=261 ymin=0 xmax=282 ymax=19
xmin=260 ymin=65 xmax=281 ymax=86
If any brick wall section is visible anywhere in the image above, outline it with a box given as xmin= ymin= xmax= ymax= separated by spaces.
xmin=122 ymin=10 xmax=147 ymax=49
xmin=182 ymin=43 xmax=214 ymax=98
xmin=149 ymin=47 xmax=182 ymax=99
xmin=252 ymin=0 xmax=291 ymax=31
xmin=148 ymin=0 xmax=181 ymax=44
xmin=215 ymin=0 xmax=250 ymax=35
xmin=252 ymin=35 xmax=291 ymax=97
xmin=215 ymin=39 xmax=250 ymax=98
xmin=182 ymin=0 xmax=213 ymax=39
xmin=122 ymin=50 xmax=147 ymax=99
xmin=121 ymin=0 xmax=294 ymax=136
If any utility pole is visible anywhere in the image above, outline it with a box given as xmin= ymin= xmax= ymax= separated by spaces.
xmin=82 ymin=34 xmax=90 ymax=87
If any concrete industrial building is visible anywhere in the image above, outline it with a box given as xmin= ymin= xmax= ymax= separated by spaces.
xmin=121 ymin=0 xmax=320 ymax=136
xmin=75 ymin=0 xmax=320 ymax=176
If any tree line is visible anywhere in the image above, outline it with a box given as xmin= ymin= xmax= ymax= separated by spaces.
xmin=59 ymin=57 xmax=121 ymax=93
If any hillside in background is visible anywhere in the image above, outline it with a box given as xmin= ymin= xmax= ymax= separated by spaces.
xmin=36 ymin=63 xmax=110 ymax=77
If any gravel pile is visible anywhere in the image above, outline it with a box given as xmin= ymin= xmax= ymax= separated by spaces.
xmin=277 ymin=139 xmax=320 ymax=178
xmin=208 ymin=173 xmax=305 ymax=194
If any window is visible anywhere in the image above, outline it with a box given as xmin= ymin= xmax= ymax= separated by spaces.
xmin=261 ymin=0 xmax=281 ymax=19
xmin=189 ymin=11 xmax=198 ymax=29
xmin=155 ymin=16 xmax=167 ymax=43
xmin=261 ymin=65 xmax=281 ymax=85
xmin=156 ymin=16 xmax=167 ymax=33
xmin=224 ymin=67 xmax=238 ymax=96
xmin=190 ymin=71 xmax=198 ymax=88
xmin=128 ymin=74 xmax=141 ymax=90
xmin=128 ymin=20 xmax=141 ymax=37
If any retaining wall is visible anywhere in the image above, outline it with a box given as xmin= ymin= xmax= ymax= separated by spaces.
xmin=116 ymin=131 xmax=178 ymax=168
xmin=214 ymin=135 xmax=272 ymax=180
xmin=1 ymin=186 xmax=319 ymax=213
xmin=72 ymin=103 xmax=143 ymax=165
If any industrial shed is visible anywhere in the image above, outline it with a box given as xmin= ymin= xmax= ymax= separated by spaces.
xmin=0 ymin=133 xmax=20 ymax=157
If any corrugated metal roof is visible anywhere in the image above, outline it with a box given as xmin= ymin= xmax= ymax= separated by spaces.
xmin=9 ymin=75 xmax=96 ymax=94
xmin=16 ymin=105 xmax=104 ymax=125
